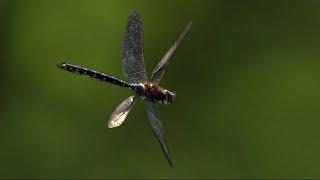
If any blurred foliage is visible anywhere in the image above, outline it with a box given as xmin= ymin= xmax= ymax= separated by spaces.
xmin=1 ymin=0 xmax=320 ymax=178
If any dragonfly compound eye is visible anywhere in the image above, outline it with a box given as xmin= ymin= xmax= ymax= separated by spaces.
xmin=165 ymin=90 xmax=176 ymax=103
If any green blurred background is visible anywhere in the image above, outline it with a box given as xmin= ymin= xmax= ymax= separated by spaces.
xmin=1 ymin=0 xmax=320 ymax=178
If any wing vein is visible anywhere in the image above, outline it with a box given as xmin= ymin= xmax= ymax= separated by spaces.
xmin=151 ymin=21 xmax=192 ymax=84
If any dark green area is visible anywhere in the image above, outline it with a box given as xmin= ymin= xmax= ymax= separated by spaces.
xmin=1 ymin=0 xmax=320 ymax=178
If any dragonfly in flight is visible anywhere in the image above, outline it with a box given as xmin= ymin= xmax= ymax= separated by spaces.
xmin=57 ymin=10 xmax=191 ymax=167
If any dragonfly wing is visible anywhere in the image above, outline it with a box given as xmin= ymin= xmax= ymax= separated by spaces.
xmin=121 ymin=10 xmax=148 ymax=84
xmin=144 ymin=101 xmax=173 ymax=167
xmin=107 ymin=95 xmax=138 ymax=128
xmin=151 ymin=21 xmax=192 ymax=84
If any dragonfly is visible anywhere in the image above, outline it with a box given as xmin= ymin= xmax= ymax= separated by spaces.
xmin=57 ymin=10 xmax=191 ymax=167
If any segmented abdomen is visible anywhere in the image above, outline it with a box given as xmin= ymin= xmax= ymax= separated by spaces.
xmin=57 ymin=62 xmax=130 ymax=88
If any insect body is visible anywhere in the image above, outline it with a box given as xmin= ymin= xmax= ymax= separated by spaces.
xmin=57 ymin=62 xmax=176 ymax=104
xmin=132 ymin=83 xmax=176 ymax=104
xmin=58 ymin=10 xmax=191 ymax=167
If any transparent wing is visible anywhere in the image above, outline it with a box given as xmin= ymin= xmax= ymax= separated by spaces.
xmin=107 ymin=96 xmax=138 ymax=128
xmin=121 ymin=10 xmax=148 ymax=84
xmin=151 ymin=21 xmax=192 ymax=84
xmin=144 ymin=101 xmax=173 ymax=167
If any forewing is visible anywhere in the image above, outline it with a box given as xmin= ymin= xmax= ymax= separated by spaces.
xmin=107 ymin=95 xmax=138 ymax=128
xmin=121 ymin=10 xmax=148 ymax=84
xmin=151 ymin=21 xmax=192 ymax=84
xmin=144 ymin=101 xmax=173 ymax=167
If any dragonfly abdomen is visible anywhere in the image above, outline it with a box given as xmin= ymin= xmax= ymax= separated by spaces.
xmin=57 ymin=62 xmax=131 ymax=88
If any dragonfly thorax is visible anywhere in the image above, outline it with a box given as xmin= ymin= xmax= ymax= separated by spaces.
xmin=131 ymin=83 xmax=175 ymax=104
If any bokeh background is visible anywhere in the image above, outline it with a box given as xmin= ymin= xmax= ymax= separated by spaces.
xmin=1 ymin=0 xmax=320 ymax=178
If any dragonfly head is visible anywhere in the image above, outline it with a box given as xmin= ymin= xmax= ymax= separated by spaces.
xmin=164 ymin=89 xmax=176 ymax=104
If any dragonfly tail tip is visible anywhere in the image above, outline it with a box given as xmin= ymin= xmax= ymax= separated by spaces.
xmin=57 ymin=61 xmax=67 ymax=69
